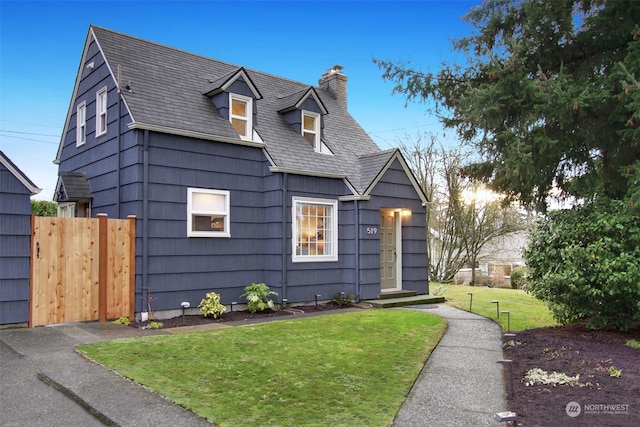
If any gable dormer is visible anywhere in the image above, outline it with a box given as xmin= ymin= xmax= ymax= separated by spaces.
xmin=203 ymin=68 xmax=262 ymax=142
xmin=277 ymin=87 xmax=331 ymax=154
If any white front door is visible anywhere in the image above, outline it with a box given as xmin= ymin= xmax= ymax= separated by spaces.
xmin=380 ymin=210 xmax=401 ymax=292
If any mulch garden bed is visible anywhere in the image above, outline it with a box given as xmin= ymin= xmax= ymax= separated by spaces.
xmin=505 ymin=322 xmax=640 ymax=426
xmin=129 ymin=301 xmax=349 ymax=329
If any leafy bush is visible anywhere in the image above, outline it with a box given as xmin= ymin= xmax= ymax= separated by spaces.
xmin=31 ymin=200 xmax=58 ymax=217
xmin=332 ymin=289 xmax=358 ymax=306
xmin=626 ymin=339 xmax=640 ymax=350
xmin=113 ymin=316 xmax=130 ymax=326
xmin=510 ymin=266 xmax=530 ymax=290
xmin=241 ymin=283 xmax=278 ymax=313
xmin=148 ymin=321 xmax=164 ymax=329
xmin=524 ymin=198 xmax=640 ymax=331
xmin=198 ymin=292 xmax=226 ymax=319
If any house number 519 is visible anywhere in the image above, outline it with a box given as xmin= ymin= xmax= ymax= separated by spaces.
xmin=367 ymin=227 xmax=378 ymax=235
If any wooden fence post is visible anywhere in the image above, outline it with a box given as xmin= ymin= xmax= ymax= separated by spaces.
xmin=98 ymin=213 xmax=108 ymax=322
xmin=128 ymin=215 xmax=136 ymax=321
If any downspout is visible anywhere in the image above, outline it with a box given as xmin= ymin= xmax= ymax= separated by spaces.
xmin=355 ymin=199 xmax=361 ymax=302
xmin=142 ymin=129 xmax=149 ymax=314
xmin=116 ymin=80 xmax=122 ymax=218
xmin=281 ymin=172 xmax=288 ymax=303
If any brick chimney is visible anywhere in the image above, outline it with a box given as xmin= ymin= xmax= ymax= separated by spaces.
xmin=319 ymin=65 xmax=347 ymax=109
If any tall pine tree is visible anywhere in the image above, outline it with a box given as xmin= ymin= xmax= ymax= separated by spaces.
xmin=375 ymin=0 xmax=640 ymax=211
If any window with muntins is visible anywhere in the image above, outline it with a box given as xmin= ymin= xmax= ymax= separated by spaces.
xmin=292 ymin=197 xmax=338 ymax=262
xmin=96 ymin=87 xmax=107 ymax=137
xmin=230 ymin=94 xmax=252 ymax=140
xmin=187 ymin=188 xmax=230 ymax=237
xmin=76 ymin=101 xmax=86 ymax=146
xmin=302 ymin=111 xmax=319 ymax=149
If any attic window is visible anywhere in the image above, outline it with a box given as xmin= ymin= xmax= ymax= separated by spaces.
xmin=302 ymin=111 xmax=319 ymax=149
xmin=230 ymin=94 xmax=252 ymax=140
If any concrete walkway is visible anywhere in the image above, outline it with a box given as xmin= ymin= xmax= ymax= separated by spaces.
xmin=393 ymin=304 xmax=508 ymax=426
xmin=0 ymin=305 xmax=507 ymax=426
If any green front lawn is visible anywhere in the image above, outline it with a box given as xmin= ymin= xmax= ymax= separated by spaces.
xmin=442 ymin=283 xmax=558 ymax=331
xmin=78 ymin=310 xmax=446 ymax=427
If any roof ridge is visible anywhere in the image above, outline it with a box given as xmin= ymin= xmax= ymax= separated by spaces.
xmin=90 ymin=25 xmax=320 ymax=90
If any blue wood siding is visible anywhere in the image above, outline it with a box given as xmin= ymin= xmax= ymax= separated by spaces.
xmin=0 ymin=166 xmax=32 ymax=324
xmin=56 ymin=37 xmax=429 ymax=312
xmin=57 ymin=37 xmax=138 ymax=219
xmin=358 ymin=159 xmax=429 ymax=298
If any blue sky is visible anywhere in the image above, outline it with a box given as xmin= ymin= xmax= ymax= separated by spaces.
xmin=0 ymin=0 xmax=479 ymax=200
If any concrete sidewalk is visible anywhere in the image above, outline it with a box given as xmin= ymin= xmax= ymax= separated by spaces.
xmin=0 ymin=322 xmax=213 ymax=426
xmin=393 ymin=304 xmax=508 ymax=426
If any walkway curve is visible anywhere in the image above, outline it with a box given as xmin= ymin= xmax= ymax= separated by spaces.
xmin=393 ymin=304 xmax=508 ymax=427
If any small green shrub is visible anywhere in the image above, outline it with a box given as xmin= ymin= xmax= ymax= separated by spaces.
xmin=625 ymin=339 xmax=640 ymax=350
xmin=148 ymin=321 xmax=164 ymax=329
xmin=332 ymin=289 xmax=358 ymax=306
xmin=523 ymin=368 xmax=579 ymax=387
xmin=609 ymin=366 xmax=622 ymax=378
xmin=198 ymin=291 xmax=226 ymax=319
xmin=241 ymin=283 xmax=278 ymax=313
xmin=510 ymin=266 xmax=530 ymax=290
xmin=113 ymin=316 xmax=130 ymax=326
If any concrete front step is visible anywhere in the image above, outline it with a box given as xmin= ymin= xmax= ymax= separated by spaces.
xmin=377 ymin=290 xmax=418 ymax=299
xmin=365 ymin=295 xmax=445 ymax=308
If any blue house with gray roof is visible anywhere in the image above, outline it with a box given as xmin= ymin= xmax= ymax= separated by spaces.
xmin=54 ymin=26 xmax=429 ymax=317
xmin=1 ymin=151 xmax=41 ymax=325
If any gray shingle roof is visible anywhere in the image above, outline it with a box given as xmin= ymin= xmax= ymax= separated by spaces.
xmin=0 ymin=150 xmax=41 ymax=195
xmin=58 ymin=171 xmax=92 ymax=201
xmin=91 ymin=26 xmax=388 ymax=194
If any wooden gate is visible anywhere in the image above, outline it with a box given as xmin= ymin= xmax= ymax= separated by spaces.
xmin=30 ymin=214 xmax=136 ymax=327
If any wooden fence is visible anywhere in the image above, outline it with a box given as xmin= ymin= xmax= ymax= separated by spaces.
xmin=30 ymin=214 xmax=136 ymax=327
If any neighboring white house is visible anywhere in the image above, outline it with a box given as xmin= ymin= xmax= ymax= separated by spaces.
xmin=455 ymin=231 xmax=528 ymax=286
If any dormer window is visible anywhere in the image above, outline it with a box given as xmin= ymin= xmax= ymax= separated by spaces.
xmin=302 ymin=111 xmax=319 ymax=148
xmin=230 ymin=94 xmax=252 ymax=140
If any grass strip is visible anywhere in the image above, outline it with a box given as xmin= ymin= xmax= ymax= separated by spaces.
xmin=441 ymin=284 xmax=558 ymax=331
xmin=78 ymin=310 xmax=445 ymax=427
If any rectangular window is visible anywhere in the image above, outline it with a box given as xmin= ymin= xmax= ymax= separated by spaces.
xmin=96 ymin=87 xmax=108 ymax=137
xmin=76 ymin=101 xmax=86 ymax=146
xmin=230 ymin=94 xmax=252 ymax=140
xmin=292 ymin=197 xmax=338 ymax=262
xmin=302 ymin=111 xmax=319 ymax=149
xmin=187 ymin=188 xmax=230 ymax=237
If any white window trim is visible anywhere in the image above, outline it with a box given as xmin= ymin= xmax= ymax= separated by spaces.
xmin=229 ymin=93 xmax=253 ymax=141
xmin=76 ymin=101 xmax=86 ymax=147
xmin=292 ymin=196 xmax=338 ymax=263
xmin=187 ymin=188 xmax=231 ymax=238
xmin=302 ymin=110 xmax=320 ymax=151
xmin=96 ymin=86 xmax=108 ymax=137
xmin=58 ymin=202 xmax=76 ymax=218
